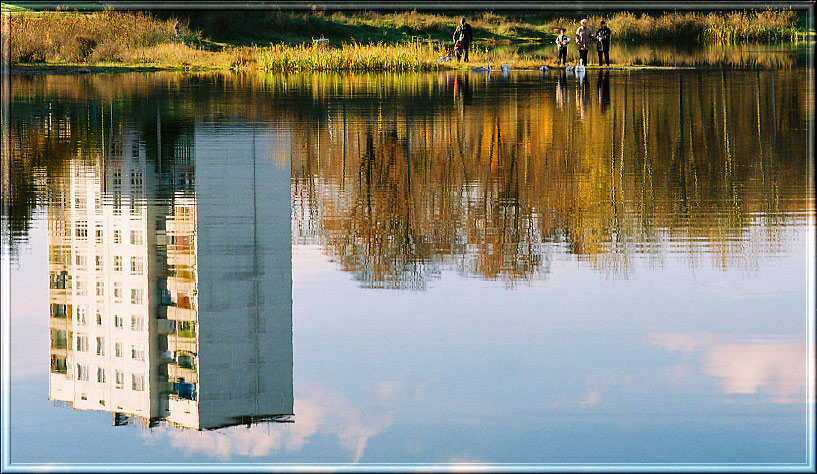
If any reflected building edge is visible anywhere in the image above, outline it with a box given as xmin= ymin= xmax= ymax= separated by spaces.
xmin=47 ymin=122 xmax=293 ymax=430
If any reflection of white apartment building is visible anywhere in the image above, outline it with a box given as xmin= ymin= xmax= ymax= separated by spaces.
xmin=177 ymin=125 xmax=293 ymax=429
xmin=49 ymin=123 xmax=293 ymax=430
xmin=49 ymin=133 xmax=159 ymax=424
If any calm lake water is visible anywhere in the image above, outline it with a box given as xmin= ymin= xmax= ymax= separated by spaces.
xmin=3 ymin=64 xmax=815 ymax=469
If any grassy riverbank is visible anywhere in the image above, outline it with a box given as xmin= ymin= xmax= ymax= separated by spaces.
xmin=2 ymin=7 xmax=813 ymax=72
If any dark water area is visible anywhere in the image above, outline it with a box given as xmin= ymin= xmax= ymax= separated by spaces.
xmin=2 ymin=67 xmax=814 ymax=468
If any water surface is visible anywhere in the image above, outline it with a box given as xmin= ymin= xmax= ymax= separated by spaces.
xmin=3 ymin=67 xmax=814 ymax=469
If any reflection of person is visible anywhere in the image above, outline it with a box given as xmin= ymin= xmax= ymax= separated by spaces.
xmin=596 ymin=20 xmax=611 ymax=66
xmin=555 ymin=29 xmax=570 ymax=65
xmin=452 ymin=17 xmax=473 ymax=62
xmin=597 ymin=70 xmax=610 ymax=113
xmin=556 ymin=70 xmax=568 ymax=108
xmin=453 ymin=74 xmax=472 ymax=104
xmin=575 ymin=19 xmax=593 ymax=66
xmin=576 ymin=67 xmax=589 ymax=119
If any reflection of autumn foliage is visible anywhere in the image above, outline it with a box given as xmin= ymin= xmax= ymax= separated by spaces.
xmin=290 ymin=70 xmax=813 ymax=286
xmin=3 ymin=133 xmax=41 ymax=259
xmin=3 ymin=99 xmax=83 ymax=260
xmin=5 ymin=71 xmax=812 ymax=285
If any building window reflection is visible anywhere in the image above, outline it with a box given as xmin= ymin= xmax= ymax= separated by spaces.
xmin=130 ymin=288 xmax=143 ymax=305
xmin=131 ymin=345 xmax=144 ymax=361
xmin=132 ymin=374 xmax=144 ymax=391
xmin=131 ymin=315 xmax=144 ymax=332
xmin=75 ymin=221 xmax=88 ymax=239
xmin=76 ymin=364 xmax=89 ymax=381
xmin=75 ymin=252 xmax=86 ymax=269
xmin=75 ymin=277 xmax=87 ymax=296
xmin=130 ymin=256 xmax=143 ymax=275
xmin=76 ymin=306 xmax=87 ymax=325
xmin=76 ymin=335 xmax=88 ymax=352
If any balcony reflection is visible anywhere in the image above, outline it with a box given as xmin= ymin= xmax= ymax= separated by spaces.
xmin=47 ymin=124 xmax=293 ymax=431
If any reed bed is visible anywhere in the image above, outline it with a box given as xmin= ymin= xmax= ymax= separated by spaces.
xmin=257 ymin=42 xmax=442 ymax=72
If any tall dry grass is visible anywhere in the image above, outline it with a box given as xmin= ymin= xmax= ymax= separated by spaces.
xmin=4 ymin=9 xmax=179 ymax=63
xmin=548 ymin=10 xmax=802 ymax=43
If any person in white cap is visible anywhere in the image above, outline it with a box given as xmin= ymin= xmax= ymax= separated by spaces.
xmin=575 ymin=19 xmax=593 ymax=67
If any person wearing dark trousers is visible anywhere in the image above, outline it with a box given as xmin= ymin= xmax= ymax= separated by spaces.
xmin=596 ymin=20 xmax=611 ymax=66
xmin=575 ymin=19 xmax=592 ymax=66
xmin=555 ymin=29 xmax=570 ymax=65
xmin=453 ymin=17 xmax=473 ymax=62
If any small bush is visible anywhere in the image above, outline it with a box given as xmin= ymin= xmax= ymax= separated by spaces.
xmin=65 ymin=36 xmax=97 ymax=62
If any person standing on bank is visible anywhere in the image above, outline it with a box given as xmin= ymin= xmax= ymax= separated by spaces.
xmin=596 ymin=20 xmax=611 ymax=66
xmin=575 ymin=19 xmax=593 ymax=66
xmin=555 ymin=28 xmax=570 ymax=65
xmin=453 ymin=17 xmax=473 ymax=62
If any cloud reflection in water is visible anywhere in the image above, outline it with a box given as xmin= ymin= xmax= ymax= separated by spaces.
xmin=142 ymin=384 xmax=394 ymax=462
xmin=648 ymin=333 xmax=811 ymax=404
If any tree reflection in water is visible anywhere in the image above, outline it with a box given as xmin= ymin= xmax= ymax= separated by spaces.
xmin=4 ymin=70 xmax=813 ymax=289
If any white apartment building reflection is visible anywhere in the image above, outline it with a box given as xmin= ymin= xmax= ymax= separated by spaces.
xmin=48 ymin=123 xmax=293 ymax=430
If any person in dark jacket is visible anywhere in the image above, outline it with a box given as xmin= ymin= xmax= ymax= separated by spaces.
xmin=595 ymin=20 xmax=611 ymax=66
xmin=452 ymin=17 xmax=473 ymax=62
